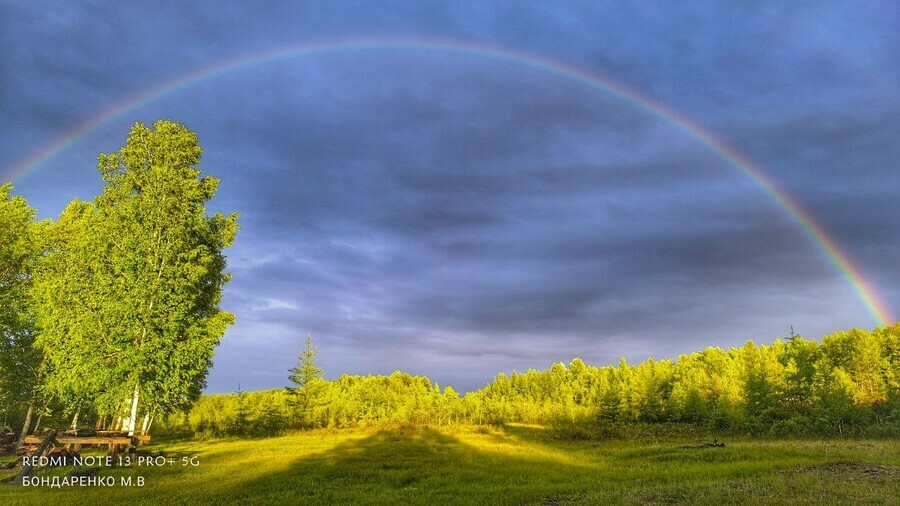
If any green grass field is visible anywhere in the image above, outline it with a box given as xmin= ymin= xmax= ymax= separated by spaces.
xmin=1 ymin=425 xmax=898 ymax=505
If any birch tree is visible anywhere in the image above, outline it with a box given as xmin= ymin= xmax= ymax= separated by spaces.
xmin=34 ymin=120 xmax=238 ymax=434
xmin=0 ymin=184 xmax=42 ymax=446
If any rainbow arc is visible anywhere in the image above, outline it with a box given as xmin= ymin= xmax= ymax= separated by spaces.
xmin=3 ymin=37 xmax=893 ymax=326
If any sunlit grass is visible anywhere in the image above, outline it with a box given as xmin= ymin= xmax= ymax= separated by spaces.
xmin=1 ymin=424 xmax=898 ymax=505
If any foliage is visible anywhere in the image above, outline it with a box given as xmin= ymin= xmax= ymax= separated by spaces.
xmin=0 ymin=184 xmax=42 ymax=424
xmin=287 ymin=333 xmax=324 ymax=428
xmin=163 ymin=370 xmax=458 ymax=437
xmin=158 ymin=324 xmax=900 ymax=439
xmin=31 ymin=120 xmax=238 ymax=428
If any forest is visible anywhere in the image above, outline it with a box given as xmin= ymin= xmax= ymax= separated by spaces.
xmin=161 ymin=325 xmax=899 ymax=439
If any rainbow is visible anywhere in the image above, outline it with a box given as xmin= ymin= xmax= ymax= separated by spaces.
xmin=3 ymin=37 xmax=893 ymax=326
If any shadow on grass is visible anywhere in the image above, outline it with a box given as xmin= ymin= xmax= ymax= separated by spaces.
xmin=205 ymin=426 xmax=601 ymax=505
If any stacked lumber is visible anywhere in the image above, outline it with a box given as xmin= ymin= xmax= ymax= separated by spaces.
xmin=0 ymin=430 xmax=15 ymax=455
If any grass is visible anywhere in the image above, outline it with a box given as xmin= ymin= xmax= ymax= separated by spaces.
xmin=1 ymin=424 xmax=898 ymax=505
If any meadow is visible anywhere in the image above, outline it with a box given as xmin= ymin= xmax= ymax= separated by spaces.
xmin=1 ymin=424 xmax=898 ymax=505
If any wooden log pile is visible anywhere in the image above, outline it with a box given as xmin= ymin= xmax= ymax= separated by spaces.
xmin=0 ymin=428 xmax=15 ymax=455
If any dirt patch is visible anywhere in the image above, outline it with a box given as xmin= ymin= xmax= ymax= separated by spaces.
xmin=539 ymin=493 xmax=584 ymax=505
xmin=681 ymin=441 xmax=726 ymax=449
xmin=792 ymin=460 xmax=900 ymax=481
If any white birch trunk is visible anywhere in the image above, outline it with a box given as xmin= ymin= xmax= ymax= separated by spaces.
xmin=15 ymin=401 xmax=34 ymax=450
xmin=127 ymin=386 xmax=139 ymax=437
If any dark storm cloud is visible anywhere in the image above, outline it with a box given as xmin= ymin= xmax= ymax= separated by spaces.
xmin=736 ymin=105 xmax=900 ymax=191
xmin=2 ymin=1 xmax=897 ymax=391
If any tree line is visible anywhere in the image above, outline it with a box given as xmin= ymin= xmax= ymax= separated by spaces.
xmin=0 ymin=121 xmax=237 ymax=446
xmin=160 ymin=324 xmax=898 ymax=438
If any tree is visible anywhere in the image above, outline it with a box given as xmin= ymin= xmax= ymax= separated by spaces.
xmin=287 ymin=333 xmax=324 ymax=427
xmin=31 ymin=199 xmax=102 ymax=421
xmin=0 ymin=183 xmax=42 ymax=447
xmin=33 ymin=120 xmax=238 ymax=434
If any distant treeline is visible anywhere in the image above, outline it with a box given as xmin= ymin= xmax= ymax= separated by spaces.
xmin=159 ymin=324 xmax=899 ymax=438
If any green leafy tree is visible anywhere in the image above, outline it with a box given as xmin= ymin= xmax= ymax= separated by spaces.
xmin=33 ymin=120 xmax=238 ymax=434
xmin=31 ymin=200 xmax=103 ymax=420
xmin=0 ymin=184 xmax=42 ymax=446
xmin=287 ymin=333 xmax=324 ymax=427
xmin=874 ymin=324 xmax=900 ymax=423
xmin=233 ymin=384 xmax=249 ymax=436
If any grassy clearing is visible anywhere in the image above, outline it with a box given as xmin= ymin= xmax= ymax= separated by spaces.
xmin=1 ymin=425 xmax=898 ymax=505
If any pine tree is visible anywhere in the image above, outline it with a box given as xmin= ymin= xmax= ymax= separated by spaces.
xmin=287 ymin=333 xmax=324 ymax=428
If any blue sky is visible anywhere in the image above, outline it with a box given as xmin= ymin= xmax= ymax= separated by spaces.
xmin=1 ymin=1 xmax=897 ymax=392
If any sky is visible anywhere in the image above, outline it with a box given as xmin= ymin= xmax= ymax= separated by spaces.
xmin=1 ymin=1 xmax=897 ymax=393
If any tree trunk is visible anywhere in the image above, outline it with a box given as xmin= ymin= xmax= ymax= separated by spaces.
xmin=33 ymin=410 xmax=44 ymax=435
xmin=126 ymin=385 xmax=139 ymax=436
xmin=140 ymin=412 xmax=150 ymax=434
xmin=71 ymin=408 xmax=80 ymax=431
xmin=15 ymin=401 xmax=34 ymax=449
xmin=117 ymin=395 xmax=130 ymax=432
